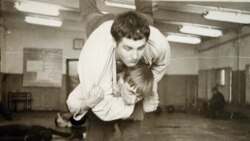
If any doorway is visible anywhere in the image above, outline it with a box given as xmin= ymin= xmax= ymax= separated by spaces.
xmin=66 ymin=59 xmax=79 ymax=96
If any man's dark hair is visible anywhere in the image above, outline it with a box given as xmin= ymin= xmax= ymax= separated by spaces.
xmin=111 ymin=11 xmax=150 ymax=43
xmin=212 ymin=86 xmax=218 ymax=92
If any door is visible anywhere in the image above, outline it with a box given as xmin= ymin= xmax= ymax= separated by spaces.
xmin=66 ymin=59 xmax=79 ymax=96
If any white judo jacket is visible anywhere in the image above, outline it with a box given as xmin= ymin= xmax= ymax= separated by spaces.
xmin=67 ymin=20 xmax=170 ymax=121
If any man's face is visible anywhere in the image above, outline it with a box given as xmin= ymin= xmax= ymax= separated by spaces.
xmin=129 ymin=84 xmax=144 ymax=103
xmin=116 ymin=37 xmax=147 ymax=67
xmin=118 ymin=75 xmax=143 ymax=104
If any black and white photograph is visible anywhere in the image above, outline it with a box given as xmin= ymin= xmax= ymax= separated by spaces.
xmin=1 ymin=0 xmax=250 ymax=141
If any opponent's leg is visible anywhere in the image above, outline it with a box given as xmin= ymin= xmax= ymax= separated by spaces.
xmin=135 ymin=0 xmax=153 ymax=25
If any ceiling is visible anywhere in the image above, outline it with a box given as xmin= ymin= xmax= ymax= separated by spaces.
xmin=1 ymin=0 xmax=250 ymax=44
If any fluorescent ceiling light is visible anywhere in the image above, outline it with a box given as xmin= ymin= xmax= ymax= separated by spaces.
xmin=101 ymin=11 xmax=110 ymax=14
xmin=204 ymin=11 xmax=250 ymax=24
xmin=25 ymin=16 xmax=62 ymax=27
xmin=15 ymin=1 xmax=60 ymax=16
xmin=180 ymin=25 xmax=223 ymax=37
xmin=166 ymin=34 xmax=201 ymax=44
xmin=104 ymin=1 xmax=135 ymax=9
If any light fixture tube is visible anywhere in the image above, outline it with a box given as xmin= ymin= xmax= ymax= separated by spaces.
xmin=180 ymin=25 xmax=222 ymax=37
xmin=166 ymin=34 xmax=201 ymax=44
xmin=25 ymin=16 xmax=62 ymax=27
xmin=204 ymin=11 xmax=250 ymax=24
xmin=101 ymin=11 xmax=110 ymax=14
xmin=15 ymin=1 xmax=60 ymax=16
xmin=104 ymin=1 xmax=135 ymax=9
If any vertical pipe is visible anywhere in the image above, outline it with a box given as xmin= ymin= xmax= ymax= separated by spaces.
xmin=0 ymin=0 xmax=2 ymax=102
xmin=236 ymin=39 xmax=241 ymax=104
xmin=0 ymin=2 xmax=4 ymax=102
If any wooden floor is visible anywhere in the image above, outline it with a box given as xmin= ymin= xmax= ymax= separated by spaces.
xmin=1 ymin=111 xmax=250 ymax=141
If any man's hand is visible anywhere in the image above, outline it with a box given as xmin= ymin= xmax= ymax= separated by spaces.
xmin=143 ymin=91 xmax=159 ymax=112
xmin=55 ymin=113 xmax=72 ymax=128
xmin=113 ymin=84 xmax=121 ymax=97
xmin=86 ymin=85 xmax=104 ymax=108
xmin=119 ymin=79 xmax=136 ymax=105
